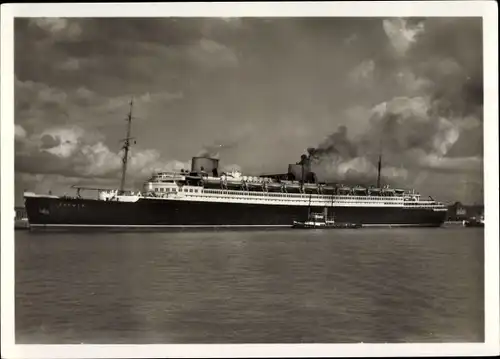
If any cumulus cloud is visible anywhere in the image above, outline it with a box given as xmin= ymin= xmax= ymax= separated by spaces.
xmin=58 ymin=57 xmax=81 ymax=71
xmin=29 ymin=18 xmax=82 ymax=41
xmin=15 ymin=125 xmax=189 ymax=186
xmin=15 ymin=124 xmax=27 ymax=140
xmin=300 ymin=17 xmax=483 ymax=194
xmin=383 ymin=18 xmax=424 ymax=56
xmin=39 ymin=126 xmax=86 ymax=158
xmin=14 ymin=77 xmax=183 ymax=134
xmin=306 ymin=93 xmax=479 ymax=186
xmin=348 ymin=59 xmax=375 ymax=86
xmin=137 ymin=91 xmax=184 ymax=104
xmin=344 ymin=33 xmax=358 ymax=45
xmin=393 ymin=67 xmax=433 ymax=94
xmin=16 ymin=172 xmax=121 ymax=197
xmin=188 ymin=38 xmax=239 ymax=69
xmin=418 ymin=154 xmax=482 ymax=173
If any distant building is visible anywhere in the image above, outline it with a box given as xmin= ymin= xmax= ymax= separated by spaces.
xmin=15 ymin=206 xmax=29 ymax=229
xmin=15 ymin=206 xmax=27 ymax=220
xmin=447 ymin=202 xmax=484 ymax=221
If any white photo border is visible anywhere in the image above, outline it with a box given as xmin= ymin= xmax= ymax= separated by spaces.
xmin=1 ymin=2 xmax=498 ymax=358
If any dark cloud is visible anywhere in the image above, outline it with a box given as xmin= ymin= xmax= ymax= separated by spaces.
xmin=14 ymin=17 xmax=483 ymax=204
xmin=409 ymin=18 xmax=483 ymax=117
xmin=39 ymin=134 xmax=61 ymax=149
xmin=15 ymin=18 xmax=241 ymax=96
xmin=299 ymin=18 xmax=483 ymax=193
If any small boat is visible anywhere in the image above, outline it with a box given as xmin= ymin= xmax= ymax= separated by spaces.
xmin=320 ymin=185 xmax=336 ymax=195
xmin=266 ymin=182 xmax=283 ymax=192
xmin=282 ymin=181 xmax=302 ymax=193
xmin=368 ymin=187 xmax=381 ymax=196
xmin=353 ymin=186 xmax=368 ymax=196
xmin=292 ymin=212 xmax=362 ymax=229
xmin=463 ymin=215 xmax=484 ymax=227
xmin=337 ymin=187 xmax=352 ymax=196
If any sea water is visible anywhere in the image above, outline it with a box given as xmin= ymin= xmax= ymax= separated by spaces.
xmin=15 ymin=226 xmax=484 ymax=343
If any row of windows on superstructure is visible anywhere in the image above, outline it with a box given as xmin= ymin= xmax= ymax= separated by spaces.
xmin=154 ymin=187 xmax=198 ymax=193
xmin=404 ymin=201 xmax=440 ymax=207
xmin=152 ymin=187 xmax=411 ymax=201
xmin=204 ymin=190 xmax=404 ymax=201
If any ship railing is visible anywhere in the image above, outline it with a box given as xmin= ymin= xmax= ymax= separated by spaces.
xmin=152 ymin=186 xmax=441 ymax=204
xmin=403 ymin=202 xmax=446 ymax=208
xmin=156 ymin=193 xmax=443 ymax=208
xmin=195 ymin=189 xmax=413 ymax=202
xmin=167 ymin=182 xmax=417 ymax=198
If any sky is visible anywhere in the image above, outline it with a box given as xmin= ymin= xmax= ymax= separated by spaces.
xmin=14 ymin=17 xmax=484 ymax=205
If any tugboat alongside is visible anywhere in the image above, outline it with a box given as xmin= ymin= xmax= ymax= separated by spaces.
xmin=292 ymin=195 xmax=362 ymax=229
xmin=292 ymin=211 xmax=362 ymax=229
xmin=23 ymin=101 xmax=449 ymax=231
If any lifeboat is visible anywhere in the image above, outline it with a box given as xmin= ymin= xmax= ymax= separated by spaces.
xmin=353 ymin=186 xmax=367 ymax=195
xmin=337 ymin=186 xmax=351 ymax=195
xmin=321 ymin=185 xmax=336 ymax=195
xmin=246 ymin=180 xmax=264 ymax=189
xmin=204 ymin=177 xmax=222 ymax=185
xmin=267 ymin=182 xmax=283 ymax=192
xmin=226 ymin=180 xmax=243 ymax=189
xmin=283 ymin=181 xmax=301 ymax=193
xmin=225 ymin=175 xmax=243 ymax=185
xmin=201 ymin=176 xmax=224 ymax=189
xmin=381 ymin=188 xmax=395 ymax=196
xmin=368 ymin=188 xmax=381 ymax=196
xmin=303 ymin=183 xmax=320 ymax=194
xmin=394 ymin=189 xmax=405 ymax=196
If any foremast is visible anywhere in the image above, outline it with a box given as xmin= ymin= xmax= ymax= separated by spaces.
xmin=376 ymin=153 xmax=382 ymax=189
xmin=119 ymin=99 xmax=135 ymax=194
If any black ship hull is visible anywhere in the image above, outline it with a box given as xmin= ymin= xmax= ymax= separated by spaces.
xmin=24 ymin=196 xmax=447 ymax=231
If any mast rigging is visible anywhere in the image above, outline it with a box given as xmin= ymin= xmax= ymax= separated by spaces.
xmin=119 ymin=98 xmax=135 ymax=194
xmin=376 ymin=135 xmax=383 ymax=189
xmin=377 ymin=153 xmax=382 ymax=189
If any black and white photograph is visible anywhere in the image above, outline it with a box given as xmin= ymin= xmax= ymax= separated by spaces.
xmin=1 ymin=2 xmax=498 ymax=358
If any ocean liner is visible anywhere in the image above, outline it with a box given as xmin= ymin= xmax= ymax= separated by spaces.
xmin=23 ymin=101 xmax=448 ymax=230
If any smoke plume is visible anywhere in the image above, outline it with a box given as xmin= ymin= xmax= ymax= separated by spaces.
xmin=301 ymin=18 xmax=482 ymax=188
xmin=196 ymin=140 xmax=238 ymax=159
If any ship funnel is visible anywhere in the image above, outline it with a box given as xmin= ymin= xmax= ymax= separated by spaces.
xmin=288 ymin=162 xmax=312 ymax=182
xmin=191 ymin=156 xmax=219 ymax=174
